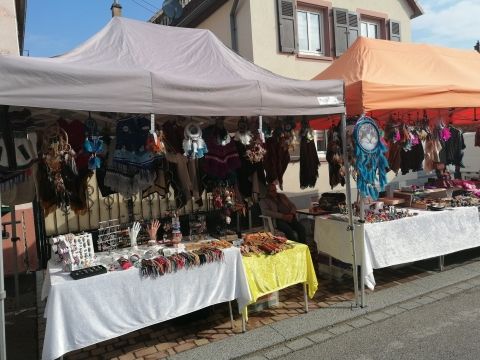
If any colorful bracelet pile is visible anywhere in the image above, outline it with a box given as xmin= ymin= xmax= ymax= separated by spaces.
xmin=139 ymin=246 xmax=224 ymax=278
xmin=241 ymin=232 xmax=293 ymax=256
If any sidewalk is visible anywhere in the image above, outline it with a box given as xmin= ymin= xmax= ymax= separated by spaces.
xmin=34 ymin=248 xmax=480 ymax=360
xmin=173 ymin=257 xmax=480 ymax=360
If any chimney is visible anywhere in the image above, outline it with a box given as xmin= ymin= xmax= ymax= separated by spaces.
xmin=475 ymin=41 xmax=480 ymax=53
xmin=111 ymin=0 xmax=122 ymax=17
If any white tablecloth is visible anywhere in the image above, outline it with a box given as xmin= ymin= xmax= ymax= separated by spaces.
xmin=314 ymin=207 xmax=480 ymax=290
xmin=41 ymin=247 xmax=251 ymax=360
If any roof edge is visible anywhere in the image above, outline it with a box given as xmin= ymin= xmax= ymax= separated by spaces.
xmin=406 ymin=0 xmax=424 ymax=19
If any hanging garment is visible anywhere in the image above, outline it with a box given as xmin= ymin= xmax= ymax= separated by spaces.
xmin=326 ymin=127 xmax=345 ymax=189
xmin=203 ymin=132 xmax=241 ymax=180
xmin=104 ymin=116 xmax=159 ymax=198
xmin=400 ymin=142 xmax=424 ymax=175
xmin=162 ymin=120 xmax=185 ymax=154
xmin=187 ymin=157 xmax=205 ymax=202
xmin=387 ymin=141 xmax=402 ymax=174
xmin=444 ymin=126 xmax=465 ymax=168
xmin=424 ymin=138 xmax=442 ymax=173
xmin=234 ymin=140 xmax=266 ymax=198
xmin=96 ymin=135 xmax=116 ymax=197
xmin=165 ymin=152 xmax=193 ymax=203
xmin=264 ymin=135 xmax=290 ymax=189
xmin=142 ymin=166 xmax=168 ymax=199
xmin=299 ymin=130 xmax=320 ymax=189
xmin=58 ymin=118 xmax=90 ymax=173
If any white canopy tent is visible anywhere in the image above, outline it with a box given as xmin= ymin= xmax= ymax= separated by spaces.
xmin=0 ymin=17 xmax=349 ymax=360
xmin=0 ymin=17 xmax=344 ymax=116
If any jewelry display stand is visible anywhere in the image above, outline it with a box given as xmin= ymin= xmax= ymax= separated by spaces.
xmin=50 ymin=233 xmax=95 ymax=271
xmin=97 ymin=219 xmax=121 ymax=252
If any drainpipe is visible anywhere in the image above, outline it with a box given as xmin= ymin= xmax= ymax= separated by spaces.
xmin=111 ymin=0 xmax=122 ymax=17
xmin=230 ymin=0 xmax=240 ymax=52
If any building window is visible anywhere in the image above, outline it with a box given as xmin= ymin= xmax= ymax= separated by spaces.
xmin=297 ymin=10 xmax=324 ymax=54
xmin=360 ymin=19 xmax=380 ymax=39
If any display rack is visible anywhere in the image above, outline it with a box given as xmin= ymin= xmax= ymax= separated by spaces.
xmin=97 ymin=219 xmax=121 ymax=252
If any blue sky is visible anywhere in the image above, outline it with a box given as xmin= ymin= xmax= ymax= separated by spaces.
xmin=24 ymin=0 xmax=477 ymax=57
xmin=411 ymin=0 xmax=479 ymax=49
xmin=25 ymin=0 xmax=163 ymax=57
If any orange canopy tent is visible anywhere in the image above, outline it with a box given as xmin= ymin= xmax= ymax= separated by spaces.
xmin=313 ymin=37 xmax=480 ymax=125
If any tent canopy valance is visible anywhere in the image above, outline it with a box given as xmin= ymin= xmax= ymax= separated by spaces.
xmin=0 ymin=17 xmax=344 ymax=117
xmin=314 ymin=37 xmax=480 ymax=119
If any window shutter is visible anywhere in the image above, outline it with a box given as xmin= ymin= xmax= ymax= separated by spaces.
xmin=277 ymin=0 xmax=297 ymax=53
xmin=348 ymin=12 xmax=359 ymax=45
xmin=389 ymin=20 xmax=401 ymax=41
xmin=333 ymin=7 xmax=349 ymax=57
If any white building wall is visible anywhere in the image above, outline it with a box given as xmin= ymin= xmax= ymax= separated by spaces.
xmin=0 ymin=0 xmax=20 ymax=55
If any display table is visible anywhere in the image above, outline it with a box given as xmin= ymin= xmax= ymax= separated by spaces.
xmin=314 ymin=207 xmax=480 ymax=290
xmin=241 ymin=241 xmax=318 ymax=326
xmin=41 ymin=247 xmax=251 ymax=360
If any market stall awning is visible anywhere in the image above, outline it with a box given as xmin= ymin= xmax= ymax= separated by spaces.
xmin=0 ymin=17 xmax=344 ymax=117
xmin=313 ymin=37 xmax=480 ymax=117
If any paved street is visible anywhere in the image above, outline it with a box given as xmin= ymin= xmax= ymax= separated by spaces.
xmin=278 ymin=285 xmax=480 ymax=360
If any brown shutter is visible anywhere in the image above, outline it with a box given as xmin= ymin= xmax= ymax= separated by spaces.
xmin=277 ymin=0 xmax=297 ymax=53
xmin=333 ymin=7 xmax=349 ymax=57
xmin=348 ymin=12 xmax=359 ymax=45
xmin=389 ymin=20 xmax=401 ymax=41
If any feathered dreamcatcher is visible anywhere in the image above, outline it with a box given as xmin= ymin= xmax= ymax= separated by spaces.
xmin=353 ymin=116 xmax=388 ymax=200
xmin=83 ymin=114 xmax=104 ymax=170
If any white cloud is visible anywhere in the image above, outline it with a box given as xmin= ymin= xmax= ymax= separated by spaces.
xmin=412 ymin=0 xmax=480 ymax=49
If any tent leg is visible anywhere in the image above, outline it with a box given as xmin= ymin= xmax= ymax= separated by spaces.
xmin=0 ymin=191 xmax=6 ymax=360
xmin=340 ymin=113 xmax=360 ymax=308
xmin=11 ymin=208 xmax=20 ymax=311
xmin=359 ymin=198 xmax=367 ymax=308
xmin=360 ymin=264 xmax=366 ymax=308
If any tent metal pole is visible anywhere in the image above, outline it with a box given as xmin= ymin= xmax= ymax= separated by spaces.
xmin=359 ymin=198 xmax=366 ymax=308
xmin=340 ymin=113 xmax=360 ymax=307
xmin=10 ymin=207 xmax=20 ymax=310
xmin=0 ymin=191 xmax=6 ymax=360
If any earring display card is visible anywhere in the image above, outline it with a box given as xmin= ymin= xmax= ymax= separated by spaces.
xmin=70 ymin=265 xmax=107 ymax=280
xmin=50 ymin=232 xmax=96 ymax=271
xmin=97 ymin=219 xmax=121 ymax=252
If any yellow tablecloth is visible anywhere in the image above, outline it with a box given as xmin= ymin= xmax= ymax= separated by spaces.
xmin=241 ymin=241 xmax=318 ymax=306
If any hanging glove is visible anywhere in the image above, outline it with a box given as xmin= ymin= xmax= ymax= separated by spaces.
xmin=128 ymin=221 xmax=141 ymax=249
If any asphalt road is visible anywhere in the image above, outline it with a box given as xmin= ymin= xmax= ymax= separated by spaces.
xmin=280 ymin=286 xmax=480 ymax=360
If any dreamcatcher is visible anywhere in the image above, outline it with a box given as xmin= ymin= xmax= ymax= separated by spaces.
xmin=83 ymin=113 xmax=104 ymax=170
xmin=41 ymin=126 xmax=77 ymax=210
xmin=353 ymin=116 xmax=388 ymax=200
